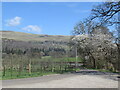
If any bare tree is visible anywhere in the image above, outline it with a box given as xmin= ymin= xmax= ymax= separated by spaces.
xmin=90 ymin=2 xmax=120 ymax=26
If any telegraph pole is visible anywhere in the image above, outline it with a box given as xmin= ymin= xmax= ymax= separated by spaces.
xmin=75 ymin=45 xmax=78 ymax=72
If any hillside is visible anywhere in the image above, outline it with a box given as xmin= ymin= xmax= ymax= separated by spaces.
xmin=1 ymin=31 xmax=70 ymax=42
xmin=2 ymin=31 xmax=75 ymax=57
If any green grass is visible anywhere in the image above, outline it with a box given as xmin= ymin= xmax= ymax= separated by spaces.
xmin=2 ymin=70 xmax=57 ymax=80
xmin=2 ymin=67 xmax=80 ymax=80
xmin=2 ymin=57 xmax=82 ymax=80
xmin=42 ymin=56 xmax=82 ymax=62
xmin=84 ymin=67 xmax=120 ymax=74
xmin=98 ymin=69 xmax=120 ymax=74
xmin=2 ymin=66 xmax=79 ymax=80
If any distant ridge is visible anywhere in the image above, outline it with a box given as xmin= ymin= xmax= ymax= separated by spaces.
xmin=1 ymin=31 xmax=71 ymax=42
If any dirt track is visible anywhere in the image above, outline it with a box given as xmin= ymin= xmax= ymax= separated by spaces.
xmin=2 ymin=69 xmax=119 ymax=88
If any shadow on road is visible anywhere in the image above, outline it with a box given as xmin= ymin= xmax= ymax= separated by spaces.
xmin=71 ymin=69 xmax=119 ymax=81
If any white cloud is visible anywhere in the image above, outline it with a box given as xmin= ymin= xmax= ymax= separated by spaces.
xmin=22 ymin=25 xmax=41 ymax=33
xmin=6 ymin=16 xmax=22 ymax=26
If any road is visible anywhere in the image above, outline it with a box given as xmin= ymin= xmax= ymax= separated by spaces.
xmin=2 ymin=69 xmax=119 ymax=88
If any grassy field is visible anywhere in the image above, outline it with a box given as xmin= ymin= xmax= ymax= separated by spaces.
xmin=2 ymin=57 xmax=82 ymax=80
xmin=2 ymin=67 xmax=80 ymax=80
xmin=2 ymin=70 xmax=56 ymax=80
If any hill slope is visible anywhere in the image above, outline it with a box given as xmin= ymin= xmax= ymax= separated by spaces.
xmin=2 ymin=31 xmax=74 ymax=57
xmin=1 ymin=31 xmax=70 ymax=42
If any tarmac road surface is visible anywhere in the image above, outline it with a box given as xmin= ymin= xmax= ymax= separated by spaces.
xmin=2 ymin=69 xmax=119 ymax=88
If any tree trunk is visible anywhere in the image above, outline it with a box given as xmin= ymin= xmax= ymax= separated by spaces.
xmin=116 ymin=43 xmax=120 ymax=72
xmin=89 ymin=52 xmax=96 ymax=69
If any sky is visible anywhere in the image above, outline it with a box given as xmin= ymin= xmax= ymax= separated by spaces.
xmin=2 ymin=2 xmax=100 ymax=35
